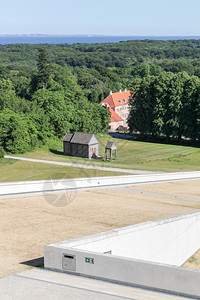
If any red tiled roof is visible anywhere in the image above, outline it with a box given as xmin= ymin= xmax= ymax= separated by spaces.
xmin=108 ymin=107 xmax=123 ymax=122
xmin=100 ymin=90 xmax=131 ymax=108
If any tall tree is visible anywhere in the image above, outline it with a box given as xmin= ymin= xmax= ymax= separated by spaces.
xmin=37 ymin=48 xmax=51 ymax=89
xmin=128 ymin=76 xmax=155 ymax=137
xmin=161 ymin=73 xmax=184 ymax=141
xmin=182 ymin=76 xmax=200 ymax=143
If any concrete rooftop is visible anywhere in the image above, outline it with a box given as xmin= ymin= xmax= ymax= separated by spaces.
xmin=0 ymin=268 xmax=188 ymax=300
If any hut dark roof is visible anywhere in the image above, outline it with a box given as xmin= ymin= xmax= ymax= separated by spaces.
xmin=63 ymin=133 xmax=73 ymax=142
xmin=63 ymin=132 xmax=98 ymax=145
xmin=105 ymin=141 xmax=117 ymax=150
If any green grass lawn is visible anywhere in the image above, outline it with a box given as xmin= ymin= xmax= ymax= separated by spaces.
xmin=0 ymin=158 xmax=128 ymax=182
xmin=14 ymin=134 xmax=200 ymax=172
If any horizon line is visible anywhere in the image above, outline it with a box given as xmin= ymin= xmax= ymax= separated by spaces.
xmin=1 ymin=34 xmax=200 ymax=37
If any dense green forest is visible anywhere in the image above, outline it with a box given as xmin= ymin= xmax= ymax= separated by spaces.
xmin=1 ymin=39 xmax=200 ymax=153
xmin=128 ymin=72 xmax=200 ymax=143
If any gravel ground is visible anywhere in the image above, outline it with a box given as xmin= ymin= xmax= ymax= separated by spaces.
xmin=1 ymin=180 xmax=200 ymax=278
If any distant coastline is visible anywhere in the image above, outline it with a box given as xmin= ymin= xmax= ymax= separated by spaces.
xmin=0 ymin=35 xmax=200 ymax=45
xmin=0 ymin=34 xmax=106 ymax=37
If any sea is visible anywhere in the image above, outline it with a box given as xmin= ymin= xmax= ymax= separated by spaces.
xmin=0 ymin=35 xmax=200 ymax=45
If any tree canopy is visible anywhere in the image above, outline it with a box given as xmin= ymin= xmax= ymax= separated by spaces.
xmin=1 ymin=40 xmax=200 ymax=153
xmin=128 ymin=72 xmax=200 ymax=143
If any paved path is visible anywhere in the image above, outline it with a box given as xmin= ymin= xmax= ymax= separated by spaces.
xmin=112 ymin=186 xmax=200 ymax=202
xmin=4 ymin=155 xmax=162 ymax=175
xmin=0 ymin=268 xmax=188 ymax=300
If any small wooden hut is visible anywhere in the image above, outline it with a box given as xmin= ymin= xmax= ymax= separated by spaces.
xmin=63 ymin=132 xmax=99 ymax=159
xmin=104 ymin=141 xmax=117 ymax=161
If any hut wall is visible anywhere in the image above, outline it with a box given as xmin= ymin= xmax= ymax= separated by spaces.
xmin=71 ymin=144 xmax=89 ymax=158
xmin=63 ymin=142 xmax=71 ymax=155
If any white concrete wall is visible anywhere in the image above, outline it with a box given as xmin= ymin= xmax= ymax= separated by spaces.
xmin=44 ymin=246 xmax=200 ymax=298
xmin=72 ymin=211 xmax=200 ymax=266
xmin=44 ymin=211 xmax=200 ymax=298
xmin=1 ymin=171 xmax=200 ymax=196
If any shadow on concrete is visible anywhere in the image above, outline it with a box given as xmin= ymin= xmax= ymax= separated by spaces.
xmin=20 ymin=257 xmax=44 ymax=268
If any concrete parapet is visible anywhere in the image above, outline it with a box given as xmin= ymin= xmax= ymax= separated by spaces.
xmin=44 ymin=211 xmax=200 ymax=298
xmin=2 ymin=171 xmax=200 ymax=196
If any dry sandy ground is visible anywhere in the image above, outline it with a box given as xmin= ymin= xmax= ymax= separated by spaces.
xmin=1 ymin=179 xmax=200 ymax=278
xmin=130 ymin=179 xmax=200 ymax=200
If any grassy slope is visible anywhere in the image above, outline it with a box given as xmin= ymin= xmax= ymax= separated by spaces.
xmin=15 ymin=134 xmax=200 ymax=172
xmin=0 ymin=159 xmax=127 ymax=182
xmin=1 ymin=135 xmax=200 ymax=182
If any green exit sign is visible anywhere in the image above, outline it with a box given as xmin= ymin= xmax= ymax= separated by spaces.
xmin=85 ymin=257 xmax=94 ymax=264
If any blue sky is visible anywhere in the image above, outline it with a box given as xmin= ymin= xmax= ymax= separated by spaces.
xmin=0 ymin=0 xmax=200 ymax=36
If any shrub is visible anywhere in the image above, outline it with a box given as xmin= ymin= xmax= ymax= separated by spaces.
xmin=0 ymin=147 xmax=5 ymax=158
